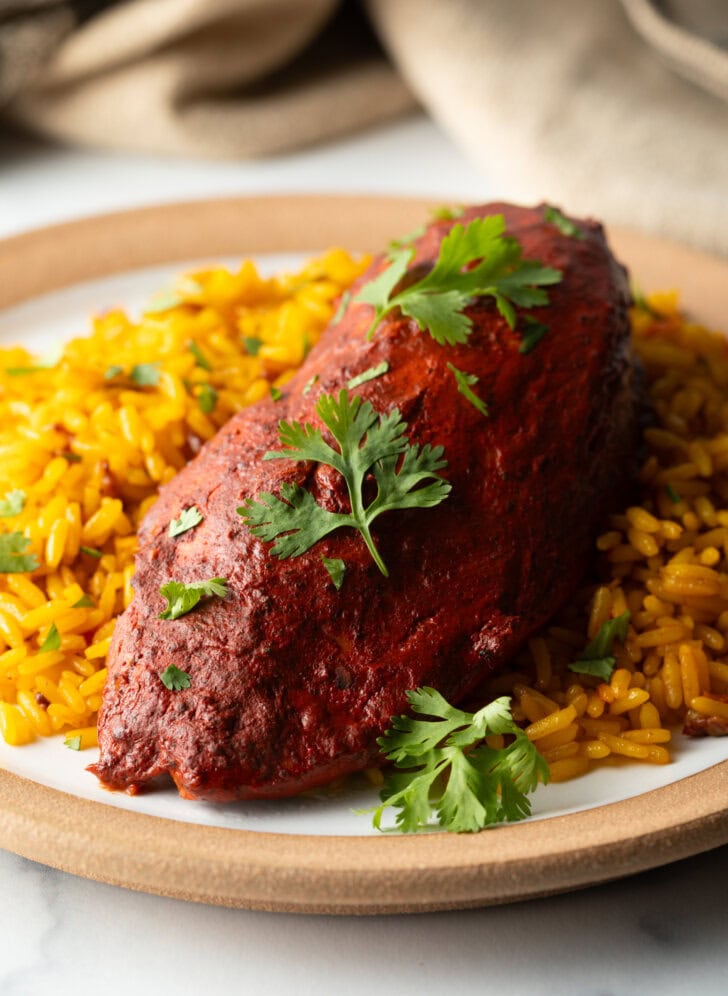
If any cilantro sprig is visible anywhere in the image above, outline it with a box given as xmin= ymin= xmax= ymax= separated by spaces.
xmin=356 ymin=216 xmax=562 ymax=345
xmin=160 ymin=664 xmax=192 ymax=691
xmin=569 ymin=611 xmax=631 ymax=682
xmin=0 ymin=532 xmax=39 ymax=573
xmin=239 ymin=390 xmax=450 ymax=577
xmin=367 ymin=688 xmax=548 ymax=833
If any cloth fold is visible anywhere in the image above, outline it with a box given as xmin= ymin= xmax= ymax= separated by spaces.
xmin=2 ymin=0 xmax=727 ymax=254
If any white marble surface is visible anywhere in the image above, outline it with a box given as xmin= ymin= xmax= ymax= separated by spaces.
xmin=1 ymin=114 xmax=727 ymax=996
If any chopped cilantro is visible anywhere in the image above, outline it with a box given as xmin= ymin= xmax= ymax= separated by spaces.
xmin=543 ymin=205 xmax=583 ymax=239
xmin=356 ymin=215 xmax=562 ymax=344
xmin=239 ymin=390 xmax=451 ymax=577
xmin=243 ymin=337 xmax=262 ymax=357
xmin=519 ymin=317 xmax=549 ymax=355
xmin=159 ymin=577 xmax=229 ymax=620
xmin=4 ymin=367 xmax=46 ymax=376
xmin=39 ymin=622 xmax=61 ymax=654
xmin=0 ymin=490 xmax=25 ymax=518
xmin=446 ymin=363 xmax=489 ymax=418
xmin=104 ymin=365 xmax=124 ymax=380
xmin=270 ymin=385 xmax=283 ymax=402
xmin=332 ymin=291 xmax=351 ymax=325
xmin=346 ymin=361 xmax=390 ymax=390
xmin=666 ymin=484 xmax=681 ymax=504
xmin=60 ymin=451 xmax=81 ymax=463
xmin=363 ymin=688 xmax=548 ymax=833
xmin=430 ymin=204 xmax=464 ymax=221
xmin=197 ymin=383 xmax=218 ymax=414
xmin=389 ymin=224 xmax=426 ymax=251
xmin=130 ymin=363 xmax=161 ymax=387
xmin=168 ymin=506 xmax=203 ymax=538
xmin=0 ymin=533 xmax=38 ymax=573
xmin=188 ymin=340 xmax=212 ymax=372
xmin=72 ymin=594 xmax=95 ymax=608
xmin=322 ymin=556 xmax=346 ymax=590
xmin=569 ymin=611 xmax=631 ymax=682
xmin=80 ymin=546 xmax=103 ymax=559
xmin=160 ymin=664 xmax=192 ymax=691
xmin=302 ymin=374 xmax=319 ymax=396
xmin=64 ymin=735 xmax=82 ymax=751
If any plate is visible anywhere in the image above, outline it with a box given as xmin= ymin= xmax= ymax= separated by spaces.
xmin=0 ymin=195 xmax=727 ymax=914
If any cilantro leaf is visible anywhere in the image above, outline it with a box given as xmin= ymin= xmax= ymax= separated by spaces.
xmin=160 ymin=664 xmax=192 ymax=691
xmin=130 ymin=363 xmax=161 ymax=387
xmin=430 ymin=205 xmax=464 ymax=221
xmin=569 ymin=611 xmax=631 ymax=682
xmin=4 ymin=367 xmax=46 ymax=376
xmin=64 ymin=735 xmax=82 ymax=751
xmin=543 ymin=205 xmax=583 ymax=239
xmin=367 ymin=689 xmax=548 ymax=833
xmin=356 ymin=216 xmax=562 ymax=344
xmin=0 ymin=532 xmax=39 ymax=573
xmin=446 ymin=362 xmax=488 ymax=417
xmin=389 ymin=224 xmax=427 ymax=251
xmin=239 ymin=390 xmax=451 ymax=577
xmin=347 ymin=361 xmax=390 ymax=390
xmin=270 ymin=385 xmax=283 ymax=402
xmin=197 ymin=383 xmax=218 ymax=414
xmin=168 ymin=506 xmax=203 ymax=538
xmin=188 ymin=340 xmax=212 ymax=372
xmin=322 ymin=556 xmax=346 ymax=590
xmin=302 ymin=374 xmax=319 ymax=396
xmin=159 ymin=578 xmax=229 ymax=620
xmin=519 ymin=316 xmax=549 ymax=354
xmin=0 ymin=490 xmax=25 ymax=518
xmin=243 ymin=337 xmax=262 ymax=356
xmin=72 ymin=594 xmax=95 ymax=608
xmin=104 ymin=365 xmax=124 ymax=380
xmin=39 ymin=622 xmax=61 ymax=654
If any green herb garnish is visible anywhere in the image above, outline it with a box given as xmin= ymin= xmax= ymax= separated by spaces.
xmin=357 ymin=216 xmax=562 ymax=344
xmin=569 ymin=611 xmax=631 ymax=682
xmin=80 ymin=546 xmax=103 ymax=559
xmin=39 ymin=622 xmax=61 ymax=654
xmin=72 ymin=594 xmax=95 ymax=608
xmin=197 ymin=384 xmax=218 ymax=414
xmin=0 ymin=533 xmax=38 ymax=573
xmin=0 ymin=490 xmax=25 ymax=518
xmin=239 ymin=390 xmax=450 ymax=577
xmin=104 ymin=365 xmax=124 ymax=380
xmin=130 ymin=363 xmax=161 ymax=387
xmin=160 ymin=664 xmax=192 ymax=691
xmin=159 ymin=578 xmax=229 ymax=620
xmin=543 ymin=205 xmax=583 ymax=239
xmin=322 ymin=556 xmax=346 ymax=590
xmin=366 ymin=688 xmax=548 ymax=833
xmin=302 ymin=374 xmax=319 ymax=396
xmin=666 ymin=484 xmax=681 ymax=504
xmin=168 ymin=506 xmax=203 ymax=538
xmin=64 ymin=735 xmax=82 ymax=751
xmin=346 ymin=361 xmax=389 ymax=390
xmin=270 ymin=385 xmax=283 ymax=402
xmin=446 ymin=363 xmax=489 ymax=417
xmin=4 ymin=367 xmax=46 ymax=376
xmin=188 ymin=340 xmax=212 ymax=372
xmin=332 ymin=292 xmax=351 ymax=326
xmin=243 ymin=337 xmax=262 ymax=357
xmin=519 ymin=317 xmax=549 ymax=355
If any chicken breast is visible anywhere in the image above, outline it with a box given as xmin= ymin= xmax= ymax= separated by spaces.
xmin=92 ymin=202 xmax=638 ymax=800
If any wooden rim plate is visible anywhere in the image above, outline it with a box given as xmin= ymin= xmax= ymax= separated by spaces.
xmin=0 ymin=195 xmax=727 ymax=914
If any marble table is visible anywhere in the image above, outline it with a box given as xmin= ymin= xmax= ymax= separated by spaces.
xmin=1 ymin=114 xmax=726 ymax=996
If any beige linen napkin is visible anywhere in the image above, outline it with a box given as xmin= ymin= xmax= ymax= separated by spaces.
xmin=3 ymin=0 xmax=728 ymax=254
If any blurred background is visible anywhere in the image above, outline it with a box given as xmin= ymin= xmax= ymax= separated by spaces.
xmin=2 ymin=0 xmax=727 ymax=251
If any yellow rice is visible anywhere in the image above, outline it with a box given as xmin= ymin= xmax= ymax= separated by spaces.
xmin=484 ymin=290 xmax=728 ymax=779
xmin=0 ymin=249 xmax=368 ymax=747
xmin=1 ymin=262 xmax=726 ymax=786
